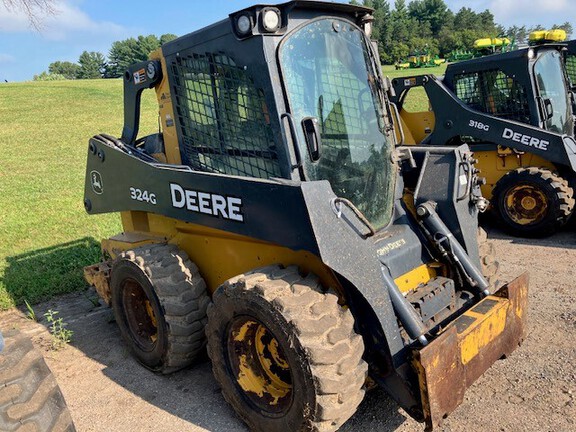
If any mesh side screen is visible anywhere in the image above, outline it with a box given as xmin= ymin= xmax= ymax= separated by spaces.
xmin=171 ymin=53 xmax=281 ymax=179
xmin=566 ymin=54 xmax=576 ymax=88
xmin=453 ymin=69 xmax=531 ymax=123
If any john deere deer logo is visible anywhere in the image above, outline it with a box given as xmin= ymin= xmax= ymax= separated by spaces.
xmin=91 ymin=171 xmax=103 ymax=194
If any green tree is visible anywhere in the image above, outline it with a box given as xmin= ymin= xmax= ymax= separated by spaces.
xmin=553 ymin=22 xmax=573 ymax=39
xmin=159 ymin=33 xmax=178 ymax=45
xmin=442 ymin=7 xmax=498 ymax=54
xmin=106 ymin=37 xmax=139 ymax=78
xmin=33 ymin=71 xmax=66 ymax=81
xmin=105 ymin=34 xmax=177 ymax=78
xmin=48 ymin=61 xmax=79 ymax=80
xmin=76 ymin=51 xmax=106 ymax=79
xmin=408 ymin=0 xmax=452 ymax=37
xmin=135 ymin=35 xmax=160 ymax=61
xmin=506 ymin=25 xmax=528 ymax=44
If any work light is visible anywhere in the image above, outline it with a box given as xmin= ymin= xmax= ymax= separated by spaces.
xmin=236 ymin=14 xmax=253 ymax=35
xmin=261 ymin=8 xmax=281 ymax=32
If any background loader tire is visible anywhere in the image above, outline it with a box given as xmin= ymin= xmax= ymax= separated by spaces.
xmin=111 ymin=244 xmax=210 ymax=374
xmin=492 ymin=167 xmax=574 ymax=237
xmin=0 ymin=330 xmax=75 ymax=432
xmin=206 ymin=265 xmax=368 ymax=432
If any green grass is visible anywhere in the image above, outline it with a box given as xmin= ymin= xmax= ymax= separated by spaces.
xmin=381 ymin=63 xmax=447 ymax=80
xmin=382 ymin=64 xmax=448 ymax=112
xmin=0 ymin=79 xmax=159 ymax=309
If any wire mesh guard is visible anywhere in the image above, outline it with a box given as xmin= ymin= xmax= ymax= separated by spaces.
xmin=170 ymin=53 xmax=282 ymax=179
xmin=453 ymin=69 xmax=531 ymax=123
xmin=566 ymin=54 xmax=576 ymax=89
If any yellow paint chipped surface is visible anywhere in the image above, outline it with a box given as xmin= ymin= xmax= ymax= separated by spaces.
xmin=394 ymin=264 xmax=436 ymax=294
xmin=459 ymin=299 xmax=508 ymax=365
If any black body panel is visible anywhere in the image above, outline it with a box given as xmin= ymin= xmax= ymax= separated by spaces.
xmin=390 ymin=74 xmax=576 ymax=171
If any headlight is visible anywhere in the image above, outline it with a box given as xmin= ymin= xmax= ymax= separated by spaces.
xmin=236 ymin=14 xmax=253 ymax=35
xmin=261 ymin=8 xmax=281 ymax=33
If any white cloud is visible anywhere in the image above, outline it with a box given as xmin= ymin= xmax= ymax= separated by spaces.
xmin=0 ymin=53 xmax=15 ymax=63
xmin=0 ymin=0 xmax=126 ymax=40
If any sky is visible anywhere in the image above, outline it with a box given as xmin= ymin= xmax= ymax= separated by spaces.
xmin=1 ymin=0 xmax=575 ymax=82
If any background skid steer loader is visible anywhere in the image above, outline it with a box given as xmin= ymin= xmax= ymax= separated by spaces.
xmin=389 ymin=41 xmax=576 ymax=237
xmin=83 ymin=2 xmax=528 ymax=431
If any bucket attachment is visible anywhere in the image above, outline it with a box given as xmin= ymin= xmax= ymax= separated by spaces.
xmin=412 ymin=273 xmax=529 ymax=430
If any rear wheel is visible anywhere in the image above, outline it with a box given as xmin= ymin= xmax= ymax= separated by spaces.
xmin=110 ymin=244 xmax=210 ymax=374
xmin=492 ymin=167 xmax=574 ymax=237
xmin=0 ymin=330 xmax=75 ymax=432
xmin=206 ymin=265 xmax=368 ymax=432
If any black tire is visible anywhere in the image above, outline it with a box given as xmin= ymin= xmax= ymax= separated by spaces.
xmin=0 ymin=330 xmax=75 ymax=432
xmin=206 ymin=265 xmax=368 ymax=432
xmin=477 ymin=227 xmax=500 ymax=291
xmin=110 ymin=244 xmax=210 ymax=374
xmin=491 ymin=167 xmax=574 ymax=237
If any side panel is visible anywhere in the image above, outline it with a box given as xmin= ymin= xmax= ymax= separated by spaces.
xmin=412 ymin=145 xmax=482 ymax=266
xmin=85 ymin=137 xmax=316 ymax=253
xmin=474 ymin=149 xmax=559 ymax=199
xmin=108 ymin=215 xmax=342 ymax=296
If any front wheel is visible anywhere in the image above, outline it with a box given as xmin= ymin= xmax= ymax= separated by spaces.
xmin=110 ymin=244 xmax=210 ymax=374
xmin=206 ymin=265 xmax=368 ymax=432
xmin=491 ymin=167 xmax=574 ymax=237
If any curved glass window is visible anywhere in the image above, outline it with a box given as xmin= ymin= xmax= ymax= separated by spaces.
xmin=279 ymin=19 xmax=395 ymax=230
xmin=534 ymin=50 xmax=572 ymax=135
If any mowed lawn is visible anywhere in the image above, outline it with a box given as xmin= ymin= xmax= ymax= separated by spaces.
xmin=0 ymin=79 xmax=159 ymax=309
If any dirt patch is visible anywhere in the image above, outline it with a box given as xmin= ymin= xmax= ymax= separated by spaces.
xmin=1 ymin=226 xmax=575 ymax=432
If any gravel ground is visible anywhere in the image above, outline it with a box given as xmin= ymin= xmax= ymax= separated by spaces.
xmin=1 ymin=226 xmax=575 ymax=432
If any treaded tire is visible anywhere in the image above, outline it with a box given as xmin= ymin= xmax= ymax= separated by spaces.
xmin=111 ymin=243 xmax=210 ymax=374
xmin=0 ymin=330 xmax=75 ymax=432
xmin=206 ymin=265 xmax=368 ymax=432
xmin=492 ymin=167 xmax=574 ymax=237
xmin=477 ymin=227 xmax=500 ymax=291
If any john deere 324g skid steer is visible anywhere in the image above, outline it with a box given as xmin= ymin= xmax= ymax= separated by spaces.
xmin=83 ymin=2 xmax=528 ymax=431
xmin=389 ymin=39 xmax=576 ymax=237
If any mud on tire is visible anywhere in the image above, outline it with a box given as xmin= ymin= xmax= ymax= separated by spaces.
xmin=206 ymin=265 xmax=368 ymax=432
xmin=0 ymin=330 xmax=75 ymax=432
xmin=111 ymin=243 xmax=210 ymax=374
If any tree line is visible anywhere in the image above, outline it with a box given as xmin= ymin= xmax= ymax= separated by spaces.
xmin=34 ymin=34 xmax=178 ymax=81
xmin=35 ymin=0 xmax=575 ymax=80
xmin=351 ymin=0 xmax=573 ymax=63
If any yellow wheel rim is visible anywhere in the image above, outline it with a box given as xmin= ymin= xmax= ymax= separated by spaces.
xmin=122 ymin=279 xmax=159 ymax=350
xmin=145 ymin=300 xmax=158 ymax=343
xmin=228 ymin=317 xmax=293 ymax=413
xmin=504 ymin=184 xmax=548 ymax=225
